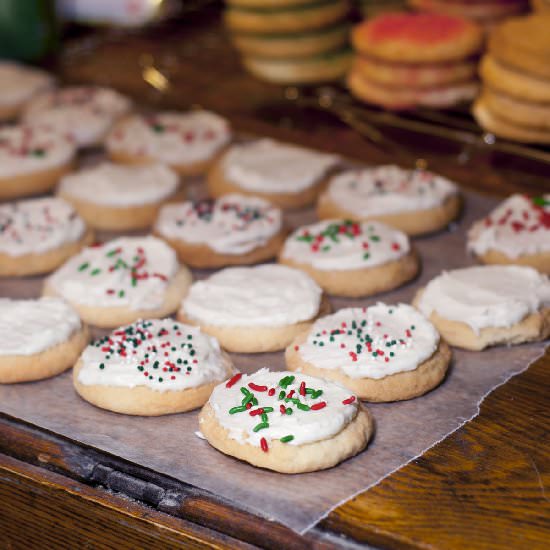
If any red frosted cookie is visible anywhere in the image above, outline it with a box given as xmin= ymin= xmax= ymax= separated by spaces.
xmin=408 ymin=0 xmax=528 ymax=23
xmin=352 ymin=12 xmax=484 ymax=63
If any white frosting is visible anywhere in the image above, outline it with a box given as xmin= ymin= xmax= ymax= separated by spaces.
xmin=58 ymin=162 xmax=179 ymax=207
xmin=0 ymin=124 xmax=75 ymax=178
xmin=155 ymin=194 xmax=282 ymax=255
xmin=281 ymin=219 xmax=410 ymax=271
xmin=47 ymin=236 xmax=180 ymax=310
xmin=468 ymin=194 xmax=550 ymax=259
xmin=77 ymin=319 xmax=231 ymax=392
xmin=298 ymin=304 xmax=439 ymax=380
xmin=0 ymin=62 xmax=54 ymax=108
xmin=327 ymin=165 xmax=458 ymax=216
xmin=182 ymin=264 xmax=322 ymax=327
xmin=206 ymin=368 xmax=358 ymax=447
xmin=0 ymin=197 xmax=86 ymax=257
xmin=23 ymin=86 xmax=131 ymax=147
xmin=417 ymin=265 xmax=550 ymax=334
xmin=0 ymin=297 xmax=81 ymax=356
xmin=223 ymin=139 xmax=340 ymax=194
xmin=106 ymin=111 xmax=231 ymax=165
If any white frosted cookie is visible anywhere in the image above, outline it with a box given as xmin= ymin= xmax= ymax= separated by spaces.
xmin=178 ymin=264 xmax=326 ymax=352
xmin=58 ymin=162 xmax=181 ymax=231
xmin=0 ymin=124 xmax=76 ymax=200
xmin=154 ymin=193 xmax=284 ymax=268
xmin=468 ymin=194 xmax=550 ymax=274
xmin=0 ymin=62 xmax=54 ymax=120
xmin=317 ymin=165 xmax=461 ymax=235
xmin=0 ymin=197 xmax=93 ymax=277
xmin=414 ymin=265 xmax=550 ymax=350
xmin=279 ymin=219 xmax=419 ymax=297
xmin=44 ymin=235 xmax=192 ymax=328
xmin=23 ymin=86 xmax=132 ymax=147
xmin=207 ymin=139 xmax=340 ymax=209
xmin=106 ymin=110 xmax=231 ymax=175
xmin=199 ymin=368 xmax=373 ymax=473
xmin=0 ymin=297 xmax=89 ymax=383
xmin=286 ymin=304 xmax=451 ymax=402
xmin=73 ymin=318 xmax=234 ymax=415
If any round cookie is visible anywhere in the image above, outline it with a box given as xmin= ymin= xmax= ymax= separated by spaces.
xmin=207 ymin=139 xmax=340 ymax=209
xmin=154 ymin=194 xmax=285 ymax=268
xmin=0 ymin=297 xmax=89 ymax=384
xmin=242 ymin=48 xmax=352 ymax=85
xmin=348 ymin=69 xmax=478 ymax=109
xmin=73 ymin=319 xmax=234 ymax=416
xmin=178 ymin=264 xmax=327 ymax=353
xmin=317 ymin=165 xmax=461 ymax=236
xmin=413 ymin=265 xmax=550 ymax=351
xmin=106 ymin=111 xmax=231 ymax=176
xmin=279 ymin=219 xmax=418 ymax=297
xmin=0 ymin=62 xmax=54 ymax=121
xmin=44 ymin=235 xmax=192 ymax=329
xmin=351 ymin=12 xmax=484 ymax=63
xmin=199 ymin=368 xmax=373 ymax=473
xmin=0 ymin=125 xmax=76 ymax=201
xmin=23 ymin=86 xmax=132 ymax=148
xmin=408 ymin=0 xmax=527 ymax=22
xmin=286 ymin=304 xmax=451 ymax=402
xmin=0 ymin=197 xmax=94 ymax=277
xmin=467 ymin=194 xmax=550 ymax=273
xmin=58 ymin=162 xmax=182 ymax=231
xmin=224 ymin=1 xmax=349 ymax=34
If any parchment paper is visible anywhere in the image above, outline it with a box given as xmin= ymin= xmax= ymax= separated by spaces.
xmin=0 ymin=188 xmax=546 ymax=534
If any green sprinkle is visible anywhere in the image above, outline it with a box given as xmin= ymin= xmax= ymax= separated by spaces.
xmin=363 ymin=253 xmax=370 ymax=260
xmin=229 ymin=405 xmax=246 ymax=414
xmin=118 ymin=290 xmax=125 ymax=298
xmin=260 ymin=413 xmax=268 ymax=423
xmin=280 ymin=435 xmax=294 ymax=443
xmin=242 ymin=393 xmax=254 ymax=406
xmin=253 ymin=422 xmax=269 ymax=432
xmin=262 ymin=407 xmax=274 ymax=413
xmin=78 ymin=262 xmax=89 ymax=271
xmin=278 ymin=390 xmax=286 ymax=400
xmin=99 ymin=363 xmax=104 ymax=370
xmin=285 ymin=408 xmax=293 ymax=415
xmin=370 ymin=235 xmax=380 ymax=242
xmin=296 ymin=403 xmax=310 ymax=412
xmin=90 ymin=268 xmax=101 ymax=276
xmin=106 ymin=249 xmax=119 ymax=257
xmin=158 ymin=377 xmax=163 ymax=382
xmin=240 ymin=387 xmax=251 ymax=396
xmin=131 ymin=278 xmax=137 ymax=287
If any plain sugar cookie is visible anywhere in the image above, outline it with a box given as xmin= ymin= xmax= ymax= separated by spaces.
xmin=74 ymin=318 xmax=234 ymax=415
xmin=279 ymin=219 xmax=418 ymax=297
xmin=317 ymin=165 xmax=461 ymax=235
xmin=58 ymin=162 xmax=182 ymax=231
xmin=286 ymin=304 xmax=451 ymax=402
xmin=0 ymin=197 xmax=93 ymax=277
xmin=0 ymin=297 xmax=89 ymax=384
xmin=199 ymin=368 xmax=373 ymax=473
xmin=178 ymin=264 xmax=326 ymax=353
xmin=44 ymin=235 xmax=192 ymax=328
xmin=414 ymin=265 xmax=550 ymax=350
xmin=154 ymin=194 xmax=285 ymax=268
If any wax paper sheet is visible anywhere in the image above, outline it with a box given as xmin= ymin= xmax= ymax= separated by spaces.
xmin=0 ymin=187 xmax=546 ymax=534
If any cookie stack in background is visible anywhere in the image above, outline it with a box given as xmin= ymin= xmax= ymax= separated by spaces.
xmin=357 ymin=0 xmax=407 ymax=17
xmin=224 ymin=0 xmax=353 ymax=85
xmin=348 ymin=12 xmax=484 ymax=110
xmin=473 ymin=13 xmax=550 ymax=144
xmin=407 ymin=0 xmax=530 ymax=30
xmin=531 ymin=0 xmax=550 ymax=11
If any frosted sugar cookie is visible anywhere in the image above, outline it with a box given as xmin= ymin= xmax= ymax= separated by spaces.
xmin=178 ymin=264 xmax=327 ymax=353
xmin=279 ymin=219 xmax=418 ymax=297
xmin=286 ymin=304 xmax=451 ymax=402
xmin=199 ymin=368 xmax=373 ymax=473
xmin=207 ymin=138 xmax=340 ymax=209
xmin=73 ymin=319 xmax=234 ymax=415
xmin=58 ymin=162 xmax=181 ymax=231
xmin=0 ymin=297 xmax=89 ymax=384
xmin=154 ymin=194 xmax=284 ymax=268
xmin=106 ymin=111 xmax=231 ymax=176
xmin=0 ymin=125 xmax=76 ymax=200
xmin=0 ymin=62 xmax=54 ymax=121
xmin=0 ymin=197 xmax=93 ymax=277
xmin=44 ymin=236 xmax=192 ymax=328
xmin=468 ymin=194 xmax=550 ymax=273
xmin=317 ymin=165 xmax=461 ymax=235
xmin=23 ymin=86 xmax=132 ymax=148
xmin=414 ymin=265 xmax=550 ymax=350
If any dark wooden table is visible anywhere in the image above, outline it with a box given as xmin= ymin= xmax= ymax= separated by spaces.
xmin=1 ymin=7 xmax=549 ymax=549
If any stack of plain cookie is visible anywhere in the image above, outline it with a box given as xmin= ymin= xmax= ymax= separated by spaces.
xmin=225 ymin=0 xmax=352 ymax=84
xmin=473 ymin=14 xmax=550 ymax=144
xmin=531 ymin=0 xmax=550 ymax=11
xmin=349 ymin=12 xmax=483 ymax=110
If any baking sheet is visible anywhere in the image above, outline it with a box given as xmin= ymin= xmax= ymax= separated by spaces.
xmin=0 ymin=187 xmax=546 ymax=534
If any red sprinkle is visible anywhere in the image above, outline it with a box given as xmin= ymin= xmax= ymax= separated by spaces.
xmin=299 ymin=381 xmax=306 ymax=396
xmin=294 ymin=345 xmax=300 ymax=351
xmin=311 ymin=402 xmax=327 ymax=410
xmin=342 ymin=396 xmax=356 ymax=405
xmin=268 ymin=388 xmax=275 ymax=396
xmin=248 ymin=382 xmax=268 ymax=392
xmin=280 ymin=404 xmax=286 ymax=414
xmin=246 ymin=402 xmax=252 ymax=410
xmin=225 ymin=372 xmax=242 ymax=388
xmin=249 ymin=408 xmax=264 ymax=417
xmin=260 ymin=437 xmax=268 ymax=453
